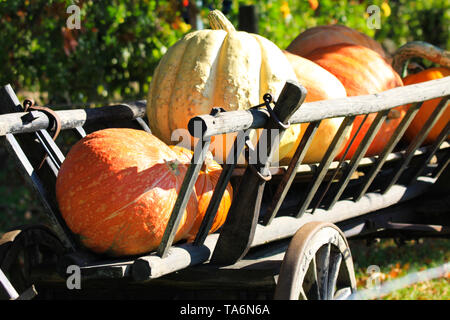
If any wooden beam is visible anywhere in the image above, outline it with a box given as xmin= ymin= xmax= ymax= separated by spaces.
xmin=0 ymin=100 xmax=147 ymax=136
xmin=126 ymin=177 xmax=436 ymax=281
xmin=1 ymin=78 xmax=449 ymax=139
xmin=210 ymin=80 xmax=307 ymax=265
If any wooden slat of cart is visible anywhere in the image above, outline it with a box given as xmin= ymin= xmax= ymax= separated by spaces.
xmin=194 ymin=129 xmax=250 ymax=246
xmin=408 ymin=121 xmax=450 ymax=184
xmin=0 ymin=100 xmax=147 ymax=136
xmin=183 ymin=77 xmax=450 ymax=139
xmin=295 ymin=116 xmax=355 ymax=218
xmin=326 ymin=110 xmax=390 ymax=209
xmin=354 ymin=102 xmax=423 ymax=201
xmin=382 ymin=97 xmax=449 ymax=193
xmin=157 ymin=136 xmax=211 ymax=258
xmin=262 ymin=120 xmax=321 ymax=226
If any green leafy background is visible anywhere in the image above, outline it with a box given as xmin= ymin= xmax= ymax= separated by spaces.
xmin=0 ymin=0 xmax=448 ymax=106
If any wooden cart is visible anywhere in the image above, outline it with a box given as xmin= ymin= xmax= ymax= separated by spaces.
xmin=0 ymin=42 xmax=449 ymax=300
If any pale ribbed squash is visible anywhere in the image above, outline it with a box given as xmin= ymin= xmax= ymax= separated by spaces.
xmin=147 ymin=10 xmax=298 ymax=164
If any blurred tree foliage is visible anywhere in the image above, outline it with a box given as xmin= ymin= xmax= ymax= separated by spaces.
xmin=0 ymin=0 xmax=448 ymax=106
xmin=247 ymin=0 xmax=449 ymax=51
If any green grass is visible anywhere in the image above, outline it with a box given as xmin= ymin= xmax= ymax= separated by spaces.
xmin=350 ymin=238 xmax=450 ymax=300
xmin=384 ymin=278 xmax=450 ymax=300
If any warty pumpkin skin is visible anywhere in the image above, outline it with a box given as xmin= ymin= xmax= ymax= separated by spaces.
xmin=147 ymin=10 xmax=298 ymax=164
xmin=286 ymin=24 xmax=389 ymax=62
xmin=278 ymin=51 xmax=349 ymax=164
xmin=302 ymin=43 xmax=405 ymax=160
xmin=169 ymin=145 xmax=232 ymax=241
xmin=55 ymin=128 xmax=197 ymax=257
xmin=402 ymin=67 xmax=450 ymax=145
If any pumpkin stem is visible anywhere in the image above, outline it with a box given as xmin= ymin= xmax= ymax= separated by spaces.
xmin=387 ymin=108 xmax=401 ymax=120
xmin=166 ymin=159 xmax=181 ymax=176
xmin=202 ymin=151 xmax=214 ymax=172
xmin=208 ymin=10 xmax=236 ymax=32
xmin=392 ymin=41 xmax=450 ymax=76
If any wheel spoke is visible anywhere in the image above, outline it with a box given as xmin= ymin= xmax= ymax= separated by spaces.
xmin=316 ymin=242 xmax=331 ymax=300
xmin=0 ymin=226 xmax=65 ymax=296
xmin=327 ymin=251 xmax=343 ymax=299
xmin=334 ymin=287 xmax=352 ymax=300
xmin=302 ymin=255 xmax=320 ymax=300
xmin=299 ymin=287 xmax=308 ymax=300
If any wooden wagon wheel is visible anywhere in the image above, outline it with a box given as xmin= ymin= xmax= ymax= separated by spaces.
xmin=274 ymin=221 xmax=356 ymax=300
xmin=0 ymin=224 xmax=65 ymax=299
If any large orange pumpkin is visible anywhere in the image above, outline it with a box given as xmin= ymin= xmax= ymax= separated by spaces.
xmin=56 ymin=128 xmax=197 ymax=257
xmin=169 ymin=145 xmax=233 ymax=241
xmin=402 ymin=67 xmax=450 ymax=145
xmin=301 ymin=44 xmax=405 ymax=160
xmin=286 ymin=25 xmax=389 ymax=62
xmin=278 ymin=50 xmax=349 ymax=164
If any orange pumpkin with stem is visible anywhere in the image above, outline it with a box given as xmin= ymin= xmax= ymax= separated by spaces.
xmin=56 ymin=128 xmax=197 ymax=257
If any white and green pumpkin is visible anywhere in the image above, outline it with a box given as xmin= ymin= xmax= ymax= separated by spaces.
xmin=147 ymin=10 xmax=298 ymax=163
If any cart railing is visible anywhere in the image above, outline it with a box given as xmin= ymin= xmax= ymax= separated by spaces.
xmin=187 ymin=77 xmax=450 ymax=139
xmin=1 ymin=77 xmax=448 ymax=143
xmin=160 ymin=76 xmax=449 ymax=266
xmin=0 ymin=76 xmax=449 ymax=282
